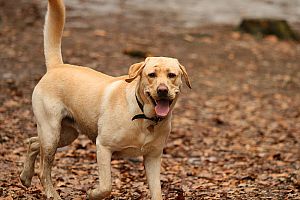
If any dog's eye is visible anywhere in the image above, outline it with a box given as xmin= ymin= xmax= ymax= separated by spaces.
xmin=148 ymin=72 xmax=156 ymax=78
xmin=168 ymin=73 xmax=176 ymax=78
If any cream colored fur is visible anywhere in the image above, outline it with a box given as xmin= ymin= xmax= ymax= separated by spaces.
xmin=19 ymin=0 xmax=191 ymax=199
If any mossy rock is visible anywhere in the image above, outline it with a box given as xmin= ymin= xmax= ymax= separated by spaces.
xmin=123 ymin=48 xmax=152 ymax=58
xmin=238 ymin=18 xmax=299 ymax=41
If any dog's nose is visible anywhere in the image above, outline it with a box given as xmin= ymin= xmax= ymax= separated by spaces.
xmin=157 ymin=84 xmax=168 ymax=97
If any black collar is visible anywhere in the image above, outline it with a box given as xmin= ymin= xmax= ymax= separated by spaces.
xmin=132 ymin=94 xmax=163 ymax=124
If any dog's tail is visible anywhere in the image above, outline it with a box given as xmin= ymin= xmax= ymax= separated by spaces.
xmin=44 ymin=0 xmax=65 ymax=70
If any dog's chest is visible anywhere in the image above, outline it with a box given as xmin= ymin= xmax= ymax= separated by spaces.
xmin=111 ymin=125 xmax=166 ymax=157
xmin=113 ymin=145 xmax=153 ymax=157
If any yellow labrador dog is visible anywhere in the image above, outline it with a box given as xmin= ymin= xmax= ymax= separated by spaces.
xmin=20 ymin=0 xmax=191 ymax=199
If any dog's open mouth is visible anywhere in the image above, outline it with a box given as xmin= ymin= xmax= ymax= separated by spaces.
xmin=147 ymin=93 xmax=173 ymax=117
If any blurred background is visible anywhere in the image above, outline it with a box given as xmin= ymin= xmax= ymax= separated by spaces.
xmin=1 ymin=0 xmax=300 ymax=199
xmin=64 ymin=0 xmax=300 ymax=27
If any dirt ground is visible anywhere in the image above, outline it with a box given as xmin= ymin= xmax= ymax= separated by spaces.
xmin=1 ymin=0 xmax=300 ymax=199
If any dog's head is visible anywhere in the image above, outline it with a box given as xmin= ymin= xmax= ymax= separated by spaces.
xmin=126 ymin=57 xmax=191 ymax=118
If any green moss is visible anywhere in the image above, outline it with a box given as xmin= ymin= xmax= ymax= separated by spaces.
xmin=238 ymin=19 xmax=299 ymax=41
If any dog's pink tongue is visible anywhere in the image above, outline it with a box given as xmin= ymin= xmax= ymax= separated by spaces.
xmin=155 ymin=100 xmax=170 ymax=117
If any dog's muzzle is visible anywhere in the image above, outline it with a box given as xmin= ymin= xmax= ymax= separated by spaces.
xmin=157 ymin=84 xmax=168 ymax=99
xmin=151 ymin=84 xmax=173 ymax=117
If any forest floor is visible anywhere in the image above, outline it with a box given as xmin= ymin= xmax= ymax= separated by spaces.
xmin=1 ymin=0 xmax=300 ymax=199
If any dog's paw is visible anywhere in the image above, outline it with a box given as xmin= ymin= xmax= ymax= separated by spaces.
xmin=19 ymin=172 xmax=32 ymax=187
xmin=45 ymin=189 xmax=62 ymax=200
xmin=87 ymin=188 xmax=111 ymax=200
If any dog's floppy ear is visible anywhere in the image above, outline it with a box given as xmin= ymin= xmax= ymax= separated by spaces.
xmin=125 ymin=58 xmax=148 ymax=83
xmin=179 ymin=64 xmax=192 ymax=89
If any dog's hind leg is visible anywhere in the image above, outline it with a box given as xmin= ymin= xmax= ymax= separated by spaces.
xmin=20 ymin=137 xmax=40 ymax=187
xmin=38 ymin=120 xmax=62 ymax=200
xmin=20 ymin=118 xmax=78 ymax=188
xmin=57 ymin=118 xmax=79 ymax=148
xmin=30 ymin=95 xmax=64 ymax=199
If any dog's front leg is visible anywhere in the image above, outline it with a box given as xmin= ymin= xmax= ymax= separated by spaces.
xmin=88 ymin=138 xmax=112 ymax=200
xmin=144 ymin=151 xmax=163 ymax=200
